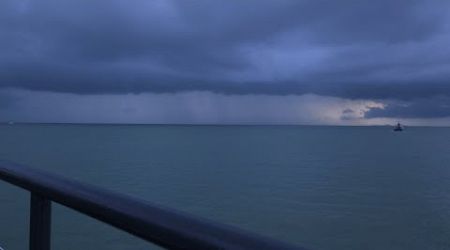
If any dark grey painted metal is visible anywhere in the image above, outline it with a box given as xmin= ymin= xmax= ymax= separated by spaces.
xmin=0 ymin=161 xmax=304 ymax=249
xmin=29 ymin=194 xmax=51 ymax=250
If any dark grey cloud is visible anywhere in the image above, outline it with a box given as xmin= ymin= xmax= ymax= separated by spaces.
xmin=1 ymin=0 xmax=450 ymax=121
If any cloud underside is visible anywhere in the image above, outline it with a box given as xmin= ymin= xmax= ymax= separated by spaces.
xmin=1 ymin=0 xmax=450 ymax=122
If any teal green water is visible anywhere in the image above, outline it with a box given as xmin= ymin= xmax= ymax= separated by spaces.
xmin=1 ymin=124 xmax=450 ymax=249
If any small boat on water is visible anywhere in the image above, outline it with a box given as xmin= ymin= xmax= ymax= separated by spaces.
xmin=393 ymin=122 xmax=403 ymax=131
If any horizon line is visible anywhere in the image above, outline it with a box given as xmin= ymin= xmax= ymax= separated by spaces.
xmin=1 ymin=121 xmax=448 ymax=128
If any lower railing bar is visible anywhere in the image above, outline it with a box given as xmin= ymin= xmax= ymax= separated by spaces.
xmin=0 ymin=161 xmax=303 ymax=249
xmin=29 ymin=193 xmax=51 ymax=250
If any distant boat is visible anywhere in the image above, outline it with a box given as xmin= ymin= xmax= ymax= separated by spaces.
xmin=393 ymin=122 xmax=403 ymax=131
xmin=7 ymin=121 xmax=14 ymax=125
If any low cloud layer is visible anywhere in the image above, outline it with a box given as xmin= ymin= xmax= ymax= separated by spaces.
xmin=365 ymin=96 xmax=450 ymax=119
xmin=1 ymin=0 xmax=450 ymax=123
xmin=0 ymin=89 xmax=386 ymax=125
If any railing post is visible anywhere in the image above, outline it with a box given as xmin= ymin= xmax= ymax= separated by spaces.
xmin=29 ymin=193 xmax=51 ymax=250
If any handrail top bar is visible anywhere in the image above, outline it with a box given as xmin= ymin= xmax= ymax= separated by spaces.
xmin=0 ymin=161 xmax=303 ymax=249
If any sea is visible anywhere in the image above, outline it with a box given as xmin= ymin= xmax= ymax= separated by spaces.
xmin=0 ymin=124 xmax=449 ymax=250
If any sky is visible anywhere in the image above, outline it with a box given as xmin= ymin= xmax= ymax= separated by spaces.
xmin=1 ymin=0 xmax=450 ymax=125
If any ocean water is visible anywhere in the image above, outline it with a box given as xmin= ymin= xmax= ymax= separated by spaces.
xmin=0 ymin=124 xmax=450 ymax=250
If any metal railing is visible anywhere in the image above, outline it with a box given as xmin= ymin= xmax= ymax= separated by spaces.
xmin=0 ymin=161 xmax=303 ymax=250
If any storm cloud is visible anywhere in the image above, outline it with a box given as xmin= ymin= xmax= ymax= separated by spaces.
xmin=1 ymin=0 xmax=450 ymax=123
